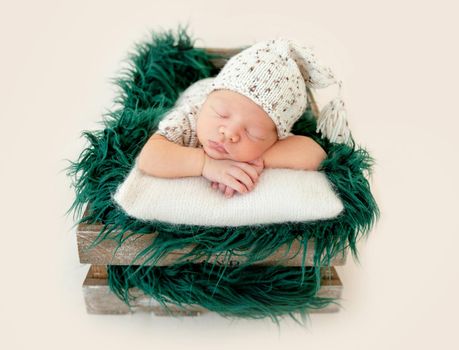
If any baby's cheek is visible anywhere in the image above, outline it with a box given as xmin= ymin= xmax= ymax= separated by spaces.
xmin=235 ymin=144 xmax=265 ymax=162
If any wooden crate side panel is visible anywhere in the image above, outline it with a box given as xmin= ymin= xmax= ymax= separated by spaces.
xmin=82 ymin=265 xmax=343 ymax=315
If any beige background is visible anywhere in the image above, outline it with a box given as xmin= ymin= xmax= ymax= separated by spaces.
xmin=1 ymin=0 xmax=458 ymax=349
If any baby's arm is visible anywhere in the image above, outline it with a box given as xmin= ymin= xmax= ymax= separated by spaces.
xmin=137 ymin=133 xmax=205 ymax=178
xmin=137 ymin=133 xmax=259 ymax=194
xmin=211 ymin=136 xmax=326 ymax=198
xmin=262 ymin=135 xmax=327 ymax=171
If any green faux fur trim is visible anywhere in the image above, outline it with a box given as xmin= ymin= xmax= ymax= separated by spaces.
xmin=107 ymin=263 xmax=337 ymax=326
xmin=66 ymin=25 xmax=380 ymax=321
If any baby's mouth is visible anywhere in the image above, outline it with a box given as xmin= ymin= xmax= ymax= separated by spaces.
xmin=209 ymin=140 xmax=228 ymax=154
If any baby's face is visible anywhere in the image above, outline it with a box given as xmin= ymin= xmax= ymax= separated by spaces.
xmin=196 ymin=89 xmax=278 ymax=162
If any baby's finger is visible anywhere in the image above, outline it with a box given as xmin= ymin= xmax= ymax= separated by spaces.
xmin=227 ymin=166 xmax=254 ymax=192
xmin=249 ymin=158 xmax=264 ymax=174
xmin=224 ymin=187 xmax=235 ymax=198
xmin=218 ymin=183 xmax=226 ymax=194
xmin=230 ymin=163 xmax=258 ymax=185
xmin=249 ymin=157 xmax=262 ymax=165
xmin=211 ymin=181 xmax=218 ymax=189
xmin=223 ymin=175 xmax=248 ymax=194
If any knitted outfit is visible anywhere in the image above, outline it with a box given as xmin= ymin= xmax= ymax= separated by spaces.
xmin=156 ymin=38 xmax=351 ymax=146
xmin=156 ymin=77 xmax=214 ymax=147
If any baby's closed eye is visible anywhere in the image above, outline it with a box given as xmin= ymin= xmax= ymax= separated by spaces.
xmin=247 ymin=131 xmax=265 ymax=141
xmin=216 ymin=113 xmax=265 ymax=141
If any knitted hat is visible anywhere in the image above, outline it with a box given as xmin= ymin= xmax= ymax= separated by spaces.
xmin=206 ymin=38 xmax=352 ymax=145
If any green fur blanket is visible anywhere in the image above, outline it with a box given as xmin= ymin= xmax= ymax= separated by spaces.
xmin=67 ymin=26 xmax=379 ymax=324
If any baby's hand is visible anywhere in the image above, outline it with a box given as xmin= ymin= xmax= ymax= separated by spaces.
xmin=249 ymin=157 xmax=264 ymax=176
xmin=210 ymin=157 xmax=264 ymax=198
xmin=202 ymin=154 xmax=261 ymax=197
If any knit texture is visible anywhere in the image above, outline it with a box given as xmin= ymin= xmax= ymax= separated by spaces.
xmin=154 ymin=77 xmax=210 ymax=146
xmin=114 ymin=166 xmax=344 ymax=226
xmin=154 ymin=76 xmax=296 ymax=147
xmin=207 ymin=38 xmax=351 ymax=143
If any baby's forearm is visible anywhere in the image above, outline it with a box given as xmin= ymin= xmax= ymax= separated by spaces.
xmin=137 ymin=133 xmax=205 ymax=178
xmin=262 ymin=135 xmax=327 ymax=171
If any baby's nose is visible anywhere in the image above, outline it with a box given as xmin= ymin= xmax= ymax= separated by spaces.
xmin=220 ymin=127 xmax=240 ymax=142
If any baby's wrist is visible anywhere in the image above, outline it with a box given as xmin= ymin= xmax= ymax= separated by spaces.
xmin=199 ymin=149 xmax=207 ymax=176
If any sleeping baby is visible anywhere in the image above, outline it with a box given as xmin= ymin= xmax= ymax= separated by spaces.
xmin=137 ymin=38 xmax=349 ymax=198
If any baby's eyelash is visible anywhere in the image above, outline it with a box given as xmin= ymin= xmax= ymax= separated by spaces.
xmin=216 ymin=112 xmax=263 ymax=140
xmin=247 ymin=131 xmax=264 ymax=141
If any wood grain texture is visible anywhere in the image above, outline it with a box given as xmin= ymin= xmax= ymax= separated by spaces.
xmin=83 ymin=265 xmax=343 ymax=315
xmin=77 ymin=214 xmax=348 ymax=267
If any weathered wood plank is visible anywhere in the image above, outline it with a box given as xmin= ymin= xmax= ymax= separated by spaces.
xmin=199 ymin=47 xmax=243 ymax=69
xmin=83 ymin=265 xmax=343 ymax=315
xmin=77 ymin=216 xmax=348 ymax=267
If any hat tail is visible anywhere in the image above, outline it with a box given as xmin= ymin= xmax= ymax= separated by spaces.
xmin=290 ymin=42 xmax=353 ymax=145
xmin=317 ymin=95 xmax=352 ymax=145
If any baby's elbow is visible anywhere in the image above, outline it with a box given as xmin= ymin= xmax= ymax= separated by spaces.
xmin=310 ymin=148 xmax=327 ymax=170
xmin=136 ymin=150 xmax=148 ymax=173
xmin=136 ymin=133 xmax=165 ymax=175
xmin=306 ymin=142 xmax=327 ymax=171
xmin=137 ymin=146 xmax=155 ymax=175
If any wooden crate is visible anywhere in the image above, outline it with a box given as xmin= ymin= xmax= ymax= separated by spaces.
xmin=83 ymin=265 xmax=343 ymax=315
xmin=77 ymin=217 xmax=348 ymax=267
xmin=76 ymin=202 xmax=348 ymax=266
xmin=77 ymin=46 xmax=346 ymax=316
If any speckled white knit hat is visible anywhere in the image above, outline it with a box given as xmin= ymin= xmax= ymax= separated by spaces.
xmin=206 ymin=38 xmax=351 ymax=144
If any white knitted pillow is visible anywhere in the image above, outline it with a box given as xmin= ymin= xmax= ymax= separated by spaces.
xmin=113 ymin=163 xmax=344 ymax=227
